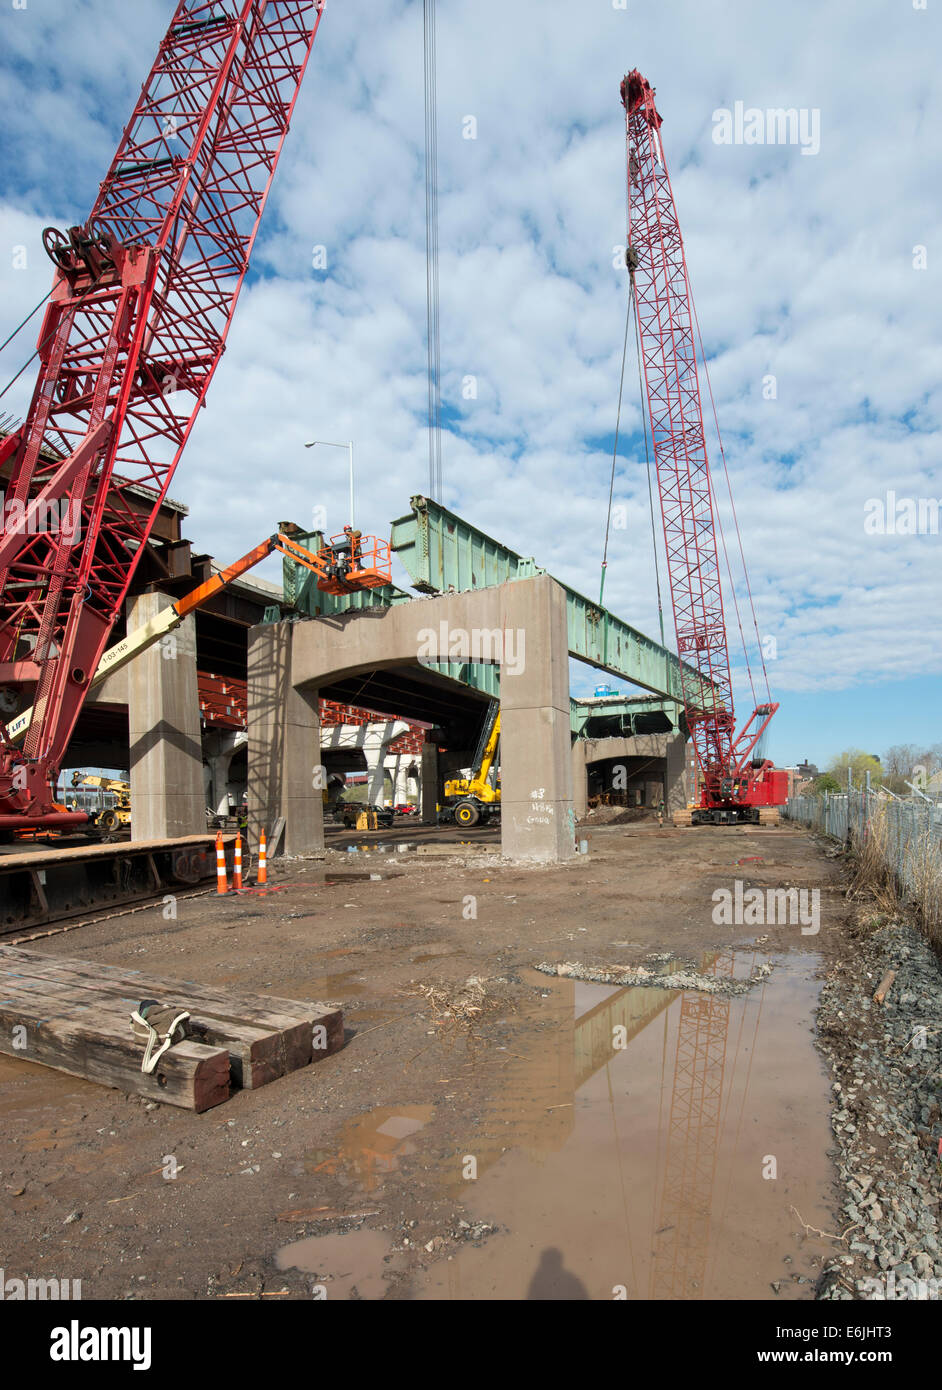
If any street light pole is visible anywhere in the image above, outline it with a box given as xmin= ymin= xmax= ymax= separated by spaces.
xmin=304 ymin=438 xmax=355 ymax=529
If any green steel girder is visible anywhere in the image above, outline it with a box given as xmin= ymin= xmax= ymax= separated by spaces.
xmin=390 ymin=495 xmax=709 ymax=703
xmin=279 ymin=506 xmax=702 ymax=719
xmin=570 ymin=694 xmax=684 ymax=737
xmin=390 ymin=497 xmax=545 ymax=593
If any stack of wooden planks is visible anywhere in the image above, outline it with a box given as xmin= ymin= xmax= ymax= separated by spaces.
xmin=0 ymin=946 xmax=343 ymax=1113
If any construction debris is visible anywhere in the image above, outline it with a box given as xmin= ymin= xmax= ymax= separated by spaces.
xmin=816 ymin=918 xmax=942 ymax=1299
xmin=874 ymin=969 xmax=897 ymax=1005
xmin=577 ymin=805 xmax=654 ymax=826
xmin=535 ymin=958 xmax=775 ymax=995
xmin=406 ymin=975 xmax=505 ymax=1048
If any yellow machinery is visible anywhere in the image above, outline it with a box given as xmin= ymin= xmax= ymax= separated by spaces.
xmin=70 ymin=771 xmax=131 ymax=833
xmin=443 ymin=702 xmax=501 ymax=827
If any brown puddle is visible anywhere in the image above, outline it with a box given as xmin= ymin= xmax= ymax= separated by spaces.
xmin=280 ymin=949 xmax=836 ymax=1300
xmin=276 ymin=1228 xmax=404 ymax=1298
xmin=419 ymin=950 xmax=834 ymax=1299
xmin=303 ymin=1104 xmax=435 ymax=1191
xmin=272 ymin=967 xmax=372 ymax=1001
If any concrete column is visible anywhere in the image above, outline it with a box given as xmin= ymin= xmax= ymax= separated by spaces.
xmin=389 ymin=756 xmax=418 ymax=806
xmin=421 ymin=741 xmax=438 ymax=823
xmin=211 ymin=756 xmax=231 ymax=816
xmin=571 ymin=741 xmax=589 ymax=820
xmin=385 ymin=755 xmax=400 ymax=804
xmin=282 ymin=575 xmax=577 ymax=863
xmin=127 ymin=591 xmax=204 ymax=840
xmin=361 ymin=720 xmax=408 ymax=805
xmin=665 ymin=732 xmax=689 ymax=813
xmin=385 ymin=754 xmax=405 ymax=806
xmin=247 ymin=621 xmax=323 ymax=857
xmin=365 ymin=750 xmax=387 ymax=805
xmin=499 ymin=578 xmax=576 ymax=862
xmin=205 ymin=729 xmax=247 ymax=817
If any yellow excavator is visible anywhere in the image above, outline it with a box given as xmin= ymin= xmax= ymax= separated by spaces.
xmin=70 ymin=772 xmax=131 ymax=834
xmin=442 ymin=701 xmax=501 ymax=827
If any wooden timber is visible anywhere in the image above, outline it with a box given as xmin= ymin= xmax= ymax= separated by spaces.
xmin=0 ymin=975 xmax=229 ymax=1111
xmin=0 ymin=946 xmax=345 ymax=1105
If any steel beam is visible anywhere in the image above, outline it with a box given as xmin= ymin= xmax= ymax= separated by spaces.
xmin=281 ymin=503 xmax=703 ymax=713
xmin=391 ymin=496 xmax=707 ymax=702
xmin=570 ymin=693 xmax=684 ymax=737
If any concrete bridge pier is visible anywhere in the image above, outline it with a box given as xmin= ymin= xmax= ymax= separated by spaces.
xmin=127 ymin=592 xmax=204 ymax=839
xmin=570 ymin=730 xmax=688 ymax=819
xmin=246 ymin=621 xmax=323 ymax=856
xmin=246 ymin=575 xmax=577 ymax=862
xmin=204 ymin=728 xmax=248 ymax=818
xmin=498 ymin=575 xmax=576 ymax=862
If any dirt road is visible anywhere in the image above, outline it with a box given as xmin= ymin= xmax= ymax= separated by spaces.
xmin=0 ymin=821 xmax=849 ymax=1300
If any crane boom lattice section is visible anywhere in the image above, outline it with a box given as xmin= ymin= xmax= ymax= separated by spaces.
xmin=0 ymin=1 xmax=324 ymax=821
xmin=622 ymin=71 xmax=734 ymax=785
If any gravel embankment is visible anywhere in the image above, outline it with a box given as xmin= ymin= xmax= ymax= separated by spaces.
xmin=816 ymin=917 xmax=942 ymax=1299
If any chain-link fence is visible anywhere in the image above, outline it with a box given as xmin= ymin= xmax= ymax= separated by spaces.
xmin=786 ymin=791 xmax=942 ymax=933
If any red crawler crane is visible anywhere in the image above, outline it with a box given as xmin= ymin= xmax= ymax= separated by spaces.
xmin=620 ymin=70 xmax=786 ymax=826
xmin=0 ymin=1 xmax=326 ymax=830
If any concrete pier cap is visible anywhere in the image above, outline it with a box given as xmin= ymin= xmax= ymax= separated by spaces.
xmin=247 ymin=574 xmax=577 ymax=862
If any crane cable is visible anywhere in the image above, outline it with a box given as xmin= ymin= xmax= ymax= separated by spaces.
xmin=599 ymin=272 xmax=666 ymax=655
xmin=0 ymin=288 xmax=61 ymax=427
xmin=0 ymin=287 xmax=51 ymax=358
xmin=598 ymin=284 xmax=631 ymax=607
xmin=634 ymin=273 xmax=666 ymax=648
xmin=423 ymin=0 xmax=443 ymax=502
xmin=691 ymin=295 xmax=772 ymax=705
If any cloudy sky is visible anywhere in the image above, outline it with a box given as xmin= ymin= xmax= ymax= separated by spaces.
xmin=1 ymin=0 xmax=939 ymax=769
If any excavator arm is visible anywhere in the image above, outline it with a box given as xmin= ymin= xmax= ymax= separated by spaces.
xmin=8 ymin=530 xmax=391 ymax=751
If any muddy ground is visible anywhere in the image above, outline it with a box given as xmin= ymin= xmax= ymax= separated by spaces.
xmin=1 ymin=819 xmax=931 ymax=1301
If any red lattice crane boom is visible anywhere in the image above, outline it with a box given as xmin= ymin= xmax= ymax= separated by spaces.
xmin=0 ymin=0 xmax=325 ymax=829
xmin=620 ymin=71 xmax=785 ymax=825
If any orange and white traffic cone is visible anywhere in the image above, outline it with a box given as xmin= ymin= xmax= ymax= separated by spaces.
xmin=215 ymin=831 xmax=228 ymax=895
xmin=257 ymin=829 xmax=267 ymax=886
xmin=233 ymin=833 xmax=243 ymax=891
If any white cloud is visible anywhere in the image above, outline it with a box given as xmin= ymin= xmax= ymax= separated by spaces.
xmin=0 ymin=0 xmax=939 ymax=726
